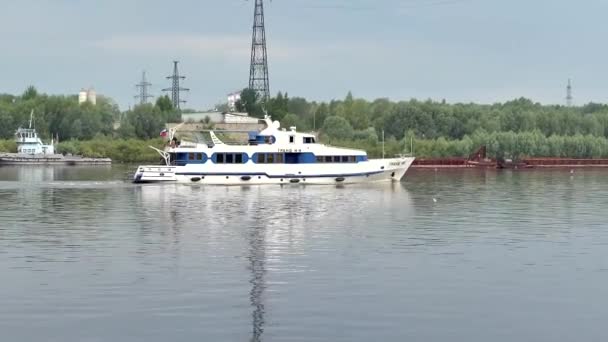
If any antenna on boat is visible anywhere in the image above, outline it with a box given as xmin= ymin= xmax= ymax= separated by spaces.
xmin=410 ymin=136 xmax=414 ymax=156
xmin=169 ymin=122 xmax=185 ymax=142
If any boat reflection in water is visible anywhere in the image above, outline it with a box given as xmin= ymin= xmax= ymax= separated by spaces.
xmin=135 ymin=182 xmax=414 ymax=341
xmin=248 ymin=205 xmax=266 ymax=342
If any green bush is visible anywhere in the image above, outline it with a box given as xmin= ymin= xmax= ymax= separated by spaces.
xmin=56 ymin=137 xmax=164 ymax=163
xmin=319 ymin=131 xmax=608 ymax=160
xmin=0 ymin=140 xmax=17 ymax=153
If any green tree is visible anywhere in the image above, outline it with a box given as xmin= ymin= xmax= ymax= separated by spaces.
xmin=22 ymin=86 xmax=38 ymax=101
xmin=322 ymin=116 xmax=354 ymax=140
xmin=156 ymin=95 xmax=173 ymax=112
xmin=124 ymin=104 xmax=165 ymax=139
xmin=267 ymin=91 xmax=289 ymax=121
xmin=281 ymin=113 xmax=301 ymax=130
xmin=235 ymin=88 xmax=264 ymax=118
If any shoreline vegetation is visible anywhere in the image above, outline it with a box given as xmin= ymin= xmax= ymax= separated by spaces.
xmin=0 ymin=138 xmax=165 ymax=163
xmin=3 ymin=87 xmax=608 ymax=163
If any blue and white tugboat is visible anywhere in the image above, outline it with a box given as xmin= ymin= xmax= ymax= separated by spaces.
xmin=133 ymin=116 xmax=414 ymax=185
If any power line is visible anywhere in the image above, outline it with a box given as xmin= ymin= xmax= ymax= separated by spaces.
xmin=566 ymin=78 xmax=573 ymax=107
xmin=134 ymin=70 xmax=153 ymax=105
xmin=249 ymin=0 xmax=271 ymax=102
xmin=162 ymin=61 xmax=189 ymax=110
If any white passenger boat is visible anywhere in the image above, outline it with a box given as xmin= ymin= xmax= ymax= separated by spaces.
xmin=133 ymin=116 xmax=414 ymax=185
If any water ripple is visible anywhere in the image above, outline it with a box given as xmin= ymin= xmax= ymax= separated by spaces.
xmin=1 ymin=166 xmax=608 ymax=341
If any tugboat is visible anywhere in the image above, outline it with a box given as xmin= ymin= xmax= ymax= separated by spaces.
xmin=0 ymin=111 xmax=111 ymax=165
xmin=133 ymin=116 xmax=414 ymax=185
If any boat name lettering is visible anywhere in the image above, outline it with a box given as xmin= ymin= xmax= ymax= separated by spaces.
xmin=278 ymin=148 xmax=302 ymax=153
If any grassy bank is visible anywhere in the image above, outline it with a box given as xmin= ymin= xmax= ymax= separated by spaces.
xmin=3 ymin=131 xmax=608 ymax=163
xmin=408 ymin=131 xmax=608 ymax=160
xmin=326 ymin=130 xmax=608 ymax=160
xmin=0 ymin=138 xmax=165 ymax=163
xmin=56 ymin=138 xmax=165 ymax=163
xmin=0 ymin=140 xmax=17 ymax=153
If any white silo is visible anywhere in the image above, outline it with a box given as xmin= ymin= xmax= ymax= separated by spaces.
xmin=87 ymin=88 xmax=97 ymax=105
xmin=78 ymin=89 xmax=88 ymax=104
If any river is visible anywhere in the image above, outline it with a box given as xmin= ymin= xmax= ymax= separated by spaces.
xmin=1 ymin=165 xmax=607 ymax=341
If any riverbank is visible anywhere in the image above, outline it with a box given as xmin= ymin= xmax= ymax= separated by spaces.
xmin=0 ymin=138 xmax=165 ymax=163
xmin=3 ymin=130 xmax=608 ymax=165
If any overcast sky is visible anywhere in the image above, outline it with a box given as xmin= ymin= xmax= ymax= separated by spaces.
xmin=2 ymin=0 xmax=608 ymax=110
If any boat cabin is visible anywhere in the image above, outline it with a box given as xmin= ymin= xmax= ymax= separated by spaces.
xmin=161 ymin=116 xmax=368 ymax=167
xmin=15 ymin=127 xmax=55 ymax=155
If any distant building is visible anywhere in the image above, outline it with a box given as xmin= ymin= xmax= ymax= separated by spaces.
xmin=227 ymin=91 xmax=241 ymax=112
xmin=78 ymin=88 xmax=97 ymax=105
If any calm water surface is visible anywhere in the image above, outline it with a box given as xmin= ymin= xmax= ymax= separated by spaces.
xmin=1 ymin=165 xmax=607 ymax=341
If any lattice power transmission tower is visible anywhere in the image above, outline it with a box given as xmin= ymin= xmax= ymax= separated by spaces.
xmin=249 ymin=0 xmax=270 ymax=101
xmin=163 ymin=61 xmax=189 ymax=109
xmin=566 ymin=78 xmax=573 ymax=107
xmin=134 ymin=71 xmax=153 ymax=105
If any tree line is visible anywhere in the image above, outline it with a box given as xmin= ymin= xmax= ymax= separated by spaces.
xmin=235 ymin=89 xmax=608 ymax=159
xmin=0 ymin=86 xmax=179 ymax=141
xmin=4 ymin=86 xmax=608 ymax=161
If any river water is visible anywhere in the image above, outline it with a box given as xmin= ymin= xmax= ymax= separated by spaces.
xmin=1 ymin=165 xmax=607 ymax=341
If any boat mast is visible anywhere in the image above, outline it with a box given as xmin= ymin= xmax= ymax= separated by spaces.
xmin=382 ymin=130 xmax=385 ymax=159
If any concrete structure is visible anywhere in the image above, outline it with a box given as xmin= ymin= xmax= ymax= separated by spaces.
xmin=78 ymin=90 xmax=87 ymax=104
xmin=78 ymin=88 xmax=97 ymax=105
xmin=181 ymin=111 xmax=259 ymax=125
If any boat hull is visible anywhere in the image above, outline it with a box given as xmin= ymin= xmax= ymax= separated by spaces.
xmin=0 ymin=153 xmax=111 ymax=165
xmin=133 ymin=157 xmax=415 ymax=185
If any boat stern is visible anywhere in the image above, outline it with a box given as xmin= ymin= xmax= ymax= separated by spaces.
xmin=133 ymin=165 xmax=177 ymax=183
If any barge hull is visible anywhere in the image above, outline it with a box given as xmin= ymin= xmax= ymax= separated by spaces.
xmin=412 ymin=157 xmax=608 ymax=169
xmin=0 ymin=153 xmax=111 ymax=165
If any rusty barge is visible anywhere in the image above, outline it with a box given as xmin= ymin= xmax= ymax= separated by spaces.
xmin=412 ymin=146 xmax=608 ymax=169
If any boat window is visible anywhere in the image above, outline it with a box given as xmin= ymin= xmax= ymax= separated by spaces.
xmin=235 ymin=153 xmax=243 ymax=164
xmin=325 ymin=156 xmax=332 ymax=163
xmin=267 ymin=154 xmax=274 ymax=163
xmin=349 ymin=156 xmax=356 ymax=163
xmin=189 ymin=153 xmax=195 ymax=160
xmin=341 ymin=156 xmax=349 ymax=163
xmin=304 ymin=137 xmax=315 ymax=144
xmin=196 ymin=153 xmax=203 ymax=160
xmin=316 ymin=156 xmax=323 ymax=163
xmin=289 ymin=136 xmax=295 ymax=143
xmin=333 ymin=156 xmax=341 ymax=163
xmin=216 ymin=153 xmax=224 ymax=163
xmin=276 ymin=153 xmax=284 ymax=163
xmin=226 ymin=153 xmax=234 ymax=163
xmin=257 ymin=154 xmax=265 ymax=163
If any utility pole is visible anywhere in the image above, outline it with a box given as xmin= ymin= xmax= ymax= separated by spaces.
xmin=163 ymin=61 xmax=189 ymax=109
xmin=249 ymin=0 xmax=270 ymax=102
xmin=566 ymin=78 xmax=573 ymax=107
xmin=134 ymin=71 xmax=153 ymax=105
